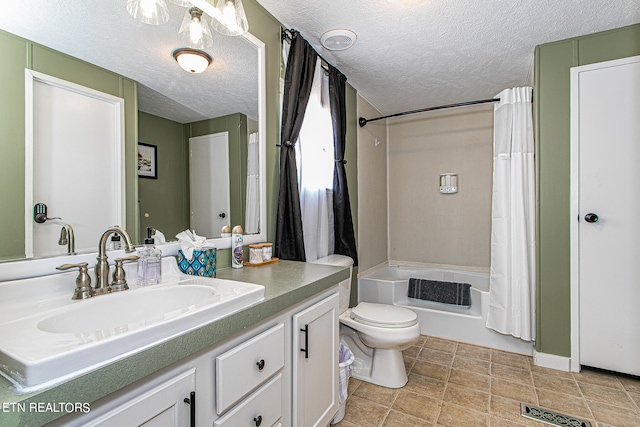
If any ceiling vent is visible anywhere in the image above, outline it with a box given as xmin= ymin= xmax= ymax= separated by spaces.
xmin=320 ymin=29 xmax=357 ymax=51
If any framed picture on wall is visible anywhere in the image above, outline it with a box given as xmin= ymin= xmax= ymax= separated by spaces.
xmin=138 ymin=143 xmax=157 ymax=179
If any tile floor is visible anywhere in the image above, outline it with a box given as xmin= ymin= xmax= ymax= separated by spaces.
xmin=333 ymin=335 xmax=640 ymax=427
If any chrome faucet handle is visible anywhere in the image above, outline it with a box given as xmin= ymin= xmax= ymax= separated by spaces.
xmin=110 ymin=255 xmax=139 ymax=292
xmin=56 ymin=262 xmax=93 ymax=300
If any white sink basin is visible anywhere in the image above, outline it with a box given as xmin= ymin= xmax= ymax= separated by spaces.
xmin=38 ymin=285 xmax=224 ymax=334
xmin=0 ymin=259 xmax=264 ymax=389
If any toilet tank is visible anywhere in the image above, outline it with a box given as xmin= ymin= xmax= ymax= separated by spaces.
xmin=311 ymin=255 xmax=353 ymax=313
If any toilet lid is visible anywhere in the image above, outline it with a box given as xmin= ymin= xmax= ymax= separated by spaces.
xmin=350 ymin=302 xmax=418 ymax=328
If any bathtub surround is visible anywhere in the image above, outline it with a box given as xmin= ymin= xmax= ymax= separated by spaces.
xmin=355 ymin=94 xmax=387 ymax=274
xmin=486 ymin=87 xmax=536 ymax=342
xmin=387 ymin=104 xmax=494 ymax=269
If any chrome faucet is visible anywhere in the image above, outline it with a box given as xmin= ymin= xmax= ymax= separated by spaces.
xmin=95 ymin=226 xmax=135 ymax=295
xmin=58 ymin=224 xmax=75 ymax=255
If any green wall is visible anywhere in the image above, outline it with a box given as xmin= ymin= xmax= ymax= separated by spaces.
xmin=138 ymin=112 xmax=189 ymax=241
xmin=534 ymin=24 xmax=640 ymax=356
xmin=0 ymin=29 xmax=139 ymax=260
xmin=0 ymin=31 xmax=28 ymax=260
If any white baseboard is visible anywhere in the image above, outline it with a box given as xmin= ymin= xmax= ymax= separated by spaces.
xmin=533 ymin=350 xmax=572 ymax=372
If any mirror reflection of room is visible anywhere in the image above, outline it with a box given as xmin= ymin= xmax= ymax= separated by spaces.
xmin=0 ymin=0 xmax=261 ymax=261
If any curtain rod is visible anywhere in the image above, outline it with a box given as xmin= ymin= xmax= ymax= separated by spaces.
xmin=281 ymin=28 xmax=332 ymax=72
xmin=358 ymin=98 xmax=500 ymax=127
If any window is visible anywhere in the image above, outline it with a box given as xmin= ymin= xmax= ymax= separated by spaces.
xmin=295 ymin=61 xmax=335 ymax=261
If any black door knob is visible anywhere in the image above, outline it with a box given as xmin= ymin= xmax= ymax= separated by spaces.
xmin=219 ymin=212 xmax=226 ymax=218
xmin=584 ymin=213 xmax=599 ymax=223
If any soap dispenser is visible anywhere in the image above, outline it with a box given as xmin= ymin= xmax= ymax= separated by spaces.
xmin=107 ymin=234 xmax=122 ymax=251
xmin=137 ymin=227 xmax=162 ymax=286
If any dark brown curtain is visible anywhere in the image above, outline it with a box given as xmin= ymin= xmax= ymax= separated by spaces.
xmin=329 ymin=65 xmax=358 ymax=266
xmin=275 ymin=31 xmax=318 ymax=261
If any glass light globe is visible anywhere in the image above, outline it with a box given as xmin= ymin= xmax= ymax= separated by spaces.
xmin=178 ymin=7 xmax=214 ymax=49
xmin=126 ymin=0 xmax=169 ymax=25
xmin=212 ymin=0 xmax=249 ymax=36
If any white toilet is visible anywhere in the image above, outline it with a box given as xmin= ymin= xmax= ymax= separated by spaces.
xmin=312 ymin=255 xmax=421 ymax=389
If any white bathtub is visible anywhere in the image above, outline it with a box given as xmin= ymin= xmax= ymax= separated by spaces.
xmin=358 ymin=265 xmax=533 ymax=355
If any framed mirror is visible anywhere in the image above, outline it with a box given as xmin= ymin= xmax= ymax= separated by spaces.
xmin=0 ymin=0 xmax=266 ymax=262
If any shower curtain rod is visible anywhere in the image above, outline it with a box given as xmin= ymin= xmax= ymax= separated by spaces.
xmin=358 ymin=98 xmax=500 ymax=127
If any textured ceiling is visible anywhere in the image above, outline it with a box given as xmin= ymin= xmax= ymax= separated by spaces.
xmin=2 ymin=1 xmax=638 ymax=123
xmin=0 ymin=0 xmax=258 ymax=124
xmin=256 ymin=0 xmax=640 ymax=116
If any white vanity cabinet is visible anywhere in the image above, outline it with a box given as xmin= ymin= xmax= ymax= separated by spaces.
xmin=51 ymin=288 xmax=339 ymax=427
xmin=292 ymin=293 xmax=340 ymax=427
xmin=86 ymin=369 xmax=196 ymax=427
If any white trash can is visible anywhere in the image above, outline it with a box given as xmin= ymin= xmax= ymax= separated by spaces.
xmin=331 ymin=343 xmax=355 ymax=424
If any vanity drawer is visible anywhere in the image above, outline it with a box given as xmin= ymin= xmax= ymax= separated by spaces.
xmin=216 ymin=323 xmax=284 ymax=414
xmin=214 ymin=373 xmax=282 ymax=427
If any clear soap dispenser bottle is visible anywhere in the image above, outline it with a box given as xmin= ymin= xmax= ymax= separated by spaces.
xmin=107 ymin=234 xmax=122 ymax=251
xmin=137 ymin=227 xmax=162 ymax=286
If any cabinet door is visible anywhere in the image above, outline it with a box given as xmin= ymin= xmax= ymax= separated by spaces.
xmin=87 ymin=369 xmax=195 ymax=427
xmin=292 ymin=293 xmax=339 ymax=427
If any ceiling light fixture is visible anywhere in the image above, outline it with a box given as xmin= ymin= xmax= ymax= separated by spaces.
xmin=172 ymin=48 xmax=212 ymax=73
xmin=178 ymin=7 xmax=214 ymax=49
xmin=211 ymin=0 xmax=249 ymax=36
xmin=126 ymin=0 xmax=170 ymax=25
xmin=320 ymin=29 xmax=357 ymax=51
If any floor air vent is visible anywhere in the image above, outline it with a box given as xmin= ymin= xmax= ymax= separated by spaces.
xmin=520 ymin=403 xmax=591 ymax=427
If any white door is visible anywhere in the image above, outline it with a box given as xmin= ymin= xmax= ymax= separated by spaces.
xmin=572 ymin=56 xmax=640 ymax=375
xmin=189 ymin=132 xmax=230 ymax=238
xmin=26 ymin=71 xmax=125 ymax=257
xmin=292 ymin=293 xmax=339 ymax=427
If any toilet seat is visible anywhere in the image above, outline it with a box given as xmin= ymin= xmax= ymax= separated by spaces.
xmin=350 ymin=302 xmax=418 ymax=328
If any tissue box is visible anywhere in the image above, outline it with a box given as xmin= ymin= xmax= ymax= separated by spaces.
xmin=177 ymin=248 xmax=216 ymax=277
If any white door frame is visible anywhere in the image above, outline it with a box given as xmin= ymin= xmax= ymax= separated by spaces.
xmin=569 ymin=55 xmax=640 ymax=372
xmin=24 ymin=69 xmax=126 ymax=257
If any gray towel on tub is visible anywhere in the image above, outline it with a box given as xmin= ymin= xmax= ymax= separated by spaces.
xmin=408 ymin=278 xmax=471 ymax=307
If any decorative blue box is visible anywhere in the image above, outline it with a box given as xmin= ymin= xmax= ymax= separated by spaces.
xmin=177 ymin=248 xmax=216 ymax=277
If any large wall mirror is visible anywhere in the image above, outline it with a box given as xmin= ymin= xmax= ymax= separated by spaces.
xmin=0 ymin=0 xmax=266 ymax=263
